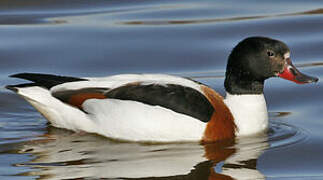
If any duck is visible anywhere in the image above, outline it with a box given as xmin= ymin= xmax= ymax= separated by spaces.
xmin=6 ymin=37 xmax=318 ymax=142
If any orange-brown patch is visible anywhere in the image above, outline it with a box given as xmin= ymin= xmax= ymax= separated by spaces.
xmin=201 ymin=85 xmax=236 ymax=142
xmin=68 ymin=93 xmax=106 ymax=109
xmin=203 ymin=140 xmax=236 ymax=180
xmin=208 ymin=169 xmax=235 ymax=180
xmin=203 ymin=139 xmax=236 ymax=162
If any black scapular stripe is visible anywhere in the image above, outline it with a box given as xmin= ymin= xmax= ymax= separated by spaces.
xmin=105 ymin=83 xmax=214 ymax=123
xmin=9 ymin=73 xmax=87 ymax=89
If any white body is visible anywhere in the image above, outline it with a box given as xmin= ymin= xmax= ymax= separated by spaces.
xmin=13 ymin=74 xmax=269 ymax=142
xmin=224 ymin=93 xmax=268 ymax=136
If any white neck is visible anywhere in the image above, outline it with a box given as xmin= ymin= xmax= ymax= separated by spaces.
xmin=224 ymin=92 xmax=268 ymax=136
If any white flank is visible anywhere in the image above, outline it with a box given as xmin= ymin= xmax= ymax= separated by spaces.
xmin=83 ymin=99 xmax=206 ymax=142
xmin=224 ymin=93 xmax=268 ymax=136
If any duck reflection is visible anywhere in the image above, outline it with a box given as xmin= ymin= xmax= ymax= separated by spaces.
xmin=18 ymin=127 xmax=268 ymax=180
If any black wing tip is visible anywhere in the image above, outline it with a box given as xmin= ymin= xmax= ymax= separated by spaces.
xmin=9 ymin=72 xmax=87 ymax=82
xmin=7 ymin=72 xmax=87 ymax=89
xmin=9 ymin=73 xmax=27 ymax=78
xmin=5 ymin=85 xmax=18 ymax=92
xmin=7 ymin=73 xmax=47 ymax=92
xmin=9 ymin=72 xmax=55 ymax=79
xmin=9 ymin=72 xmax=43 ymax=79
xmin=5 ymin=83 xmax=42 ymax=92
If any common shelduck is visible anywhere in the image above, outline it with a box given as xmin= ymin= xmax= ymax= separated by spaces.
xmin=6 ymin=37 xmax=318 ymax=142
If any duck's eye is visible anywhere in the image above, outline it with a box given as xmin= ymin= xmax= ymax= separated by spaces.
xmin=267 ymin=50 xmax=275 ymax=57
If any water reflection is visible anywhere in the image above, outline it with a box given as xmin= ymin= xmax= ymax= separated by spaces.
xmin=2 ymin=1 xmax=323 ymax=27
xmin=13 ymin=128 xmax=270 ymax=179
xmin=0 ymin=15 xmax=67 ymax=25
xmin=119 ymin=8 xmax=323 ymax=26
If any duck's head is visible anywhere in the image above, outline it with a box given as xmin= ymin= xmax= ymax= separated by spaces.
xmin=224 ymin=36 xmax=318 ymax=95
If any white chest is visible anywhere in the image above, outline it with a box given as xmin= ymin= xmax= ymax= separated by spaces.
xmin=224 ymin=93 xmax=269 ymax=136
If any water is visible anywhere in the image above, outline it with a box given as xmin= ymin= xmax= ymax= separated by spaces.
xmin=1 ymin=0 xmax=323 ymax=179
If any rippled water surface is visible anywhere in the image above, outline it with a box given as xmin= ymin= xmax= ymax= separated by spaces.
xmin=1 ymin=0 xmax=323 ymax=179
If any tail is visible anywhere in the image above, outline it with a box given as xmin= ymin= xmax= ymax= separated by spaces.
xmin=6 ymin=73 xmax=87 ymax=91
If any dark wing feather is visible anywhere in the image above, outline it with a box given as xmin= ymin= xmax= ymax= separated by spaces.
xmin=9 ymin=73 xmax=87 ymax=89
xmin=105 ymin=83 xmax=214 ymax=123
